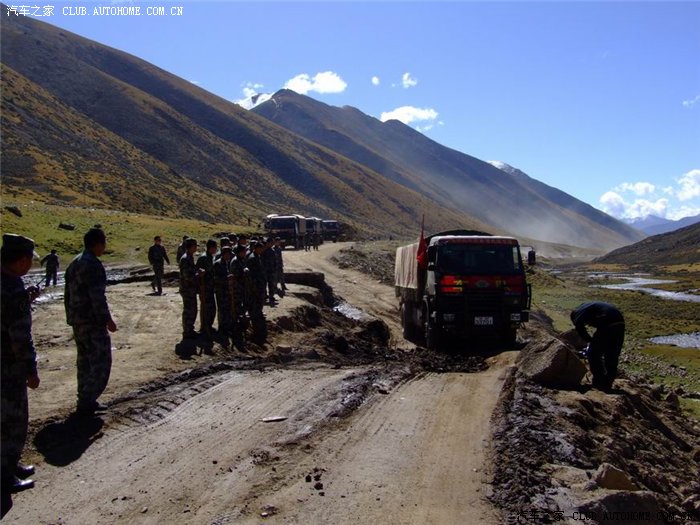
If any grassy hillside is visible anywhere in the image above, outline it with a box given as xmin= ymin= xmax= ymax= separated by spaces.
xmin=594 ymin=222 xmax=700 ymax=267
xmin=0 ymin=202 xmax=251 ymax=265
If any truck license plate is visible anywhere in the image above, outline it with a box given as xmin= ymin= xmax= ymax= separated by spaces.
xmin=474 ymin=316 xmax=493 ymax=326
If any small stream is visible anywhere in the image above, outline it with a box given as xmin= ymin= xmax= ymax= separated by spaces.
xmin=649 ymin=333 xmax=700 ymax=349
xmin=333 ymin=301 xmax=373 ymax=321
xmin=591 ymin=274 xmax=700 ymax=303
xmin=23 ymin=268 xmax=142 ymax=304
xmin=586 ymin=272 xmax=700 ymax=349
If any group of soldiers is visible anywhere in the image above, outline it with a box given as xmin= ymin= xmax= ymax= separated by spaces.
xmin=153 ymin=233 xmax=287 ymax=347
xmin=303 ymin=232 xmax=321 ymax=252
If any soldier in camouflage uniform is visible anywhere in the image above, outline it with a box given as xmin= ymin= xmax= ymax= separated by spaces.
xmin=1 ymin=235 xmax=41 ymax=512
xmin=179 ymin=238 xmax=199 ymax=339
xmin=176 ymin=235 xmax=189 ymax=263
xmin=246 ymin=241 xmax=267 ymax=343
xmin=148 ymin=236 xmax=170 ymax=295
xmin=261 ymin=237 xmax=278 ymax=306
xmin=230 ymin=244 xmax=249 ymax=337
xmin=236 ymin=234 xmax=249 ymax=256
xmin=64 ymin=228 xmax=118 ymax=415
xmin=273 ymin=237 xmax=286 ymax=297
xmin=196 ymin=240 xmax=217 ymax=339
xmin=213 ymin=246 xmax=233 ymax=338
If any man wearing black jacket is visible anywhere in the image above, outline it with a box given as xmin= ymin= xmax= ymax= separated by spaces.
xmin=148 ymin=236 xmax=170 ymax=295
xmin=570 ymin=301 xmax=625 ymax=391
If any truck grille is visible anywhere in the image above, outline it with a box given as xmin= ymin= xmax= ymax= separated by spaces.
xmin=464 ymin=289 xmax=503 ymax=315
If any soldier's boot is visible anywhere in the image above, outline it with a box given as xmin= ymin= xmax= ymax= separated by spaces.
xmin=16 ymin=464 xmax=35 ymax=480
xmin=4 ymin=476 xmax=34 ymax=494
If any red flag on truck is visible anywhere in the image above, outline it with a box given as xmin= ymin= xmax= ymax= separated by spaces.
xmin=416 ymin=215 xmax=428 ymax=270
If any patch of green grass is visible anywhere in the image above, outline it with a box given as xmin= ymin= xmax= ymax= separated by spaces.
xmin=1 ymin=201 xmax=256 ymax=265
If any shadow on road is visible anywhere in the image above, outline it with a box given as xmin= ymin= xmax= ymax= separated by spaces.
xmin=33 ymin=413 xmax=105 ymax=466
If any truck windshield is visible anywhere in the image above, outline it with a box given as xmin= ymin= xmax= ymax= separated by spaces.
xmin=269 ymin=218 xmax=296 ymax=229
xmin=437 ymin=244 xmax=522 ymax=275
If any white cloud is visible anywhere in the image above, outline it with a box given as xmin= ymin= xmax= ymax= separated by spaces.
xmin=599 ymin=191 xmax=628 ymax=218
xmin=380 ymin=106 xmax=438 ymax=125
xmin=371 ymin=76 xmax=380 ymax=86
xmin=599 ymin=192 xmax=669 ymax=220
xmin=284 ymin=71 xmax=347 ymax=95
xmin=598 ymin=169 xmax=700 ymax=220
xmin=614 ymin=182 xmax=656 ymax=196
xmin=667 ymin=205 xmax=700 ymax=221
xmin=676 ymin=169 xmax=700 ymax=201
xmin=401 ymin=72 xmax=418 ymax=89
xmin=682 ymin=94 xmax=700 ymax=108
xmin=189 ymin=80 xmax=201 ymax=86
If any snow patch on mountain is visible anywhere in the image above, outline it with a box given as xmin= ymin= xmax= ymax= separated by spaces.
xmin=235 ymin=92 xmax=273 ymax=110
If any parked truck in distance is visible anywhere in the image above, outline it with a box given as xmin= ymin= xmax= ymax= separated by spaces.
xmin=322 ymin=220 xmax=340 ymax=242
xmin=263 ymin=214 xmax=307 ymax=249
xmin=395 ymin=230 xmax=531 ymax=350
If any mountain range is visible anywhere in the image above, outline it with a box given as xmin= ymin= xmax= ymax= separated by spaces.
xmin=624 ymin=214 xmax=700 ymax=236
xmin=1 ymin=10 xmax=643 ymax=251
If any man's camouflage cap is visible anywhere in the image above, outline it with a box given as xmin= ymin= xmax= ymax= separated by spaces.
xmin=2 ymin=233 xmax=39 ymax=258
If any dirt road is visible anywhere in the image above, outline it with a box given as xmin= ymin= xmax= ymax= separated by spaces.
xmin=9 ymin=242 xmax=516 ymax=524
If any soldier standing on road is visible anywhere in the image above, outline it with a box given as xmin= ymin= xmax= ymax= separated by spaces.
xmin=273 ymin=237 xmax=287 ymax=297
xmin=213 ymin=246 xmax=234 ymax=338
xmin=1 ymin=235 xmax=41 ymax=515
xmin=230 ymin=245 xmax=249 ymax=337
xmin=148 ymin=236 xmax=170 ymax=296
xmin=196 ymin=240 xmax=217 ymax=339
xmin=64 ymin=228 xmax=118 ymax=415
xmin=261 ymin=237 xmax=278 ymax=306
xmin=40 ymin=249 xmax=59 ymax=287
xmin=236 ymin=234 xmax=249 ymax=256
xmin=176 ymin=235 xmax=189 ymax=263
xmin=246 ymin=241 xmax=267 ymax=343
xmin=570 ymin=301 xmax=625 ymax=392
xmin=179 ymin=239 xmax=199 ymax=339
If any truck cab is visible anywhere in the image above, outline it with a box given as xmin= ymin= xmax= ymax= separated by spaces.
xmin=395 ymin=230 xmax=531 ymax=350
xmin=322 ymin=220 xmax=340 ymax=242
xmin=263 ymin=214 xmax=307 ymax=249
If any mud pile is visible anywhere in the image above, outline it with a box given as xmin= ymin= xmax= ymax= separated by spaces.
xmin=489 ymin=372 xmax=700 ymax=524
xmin=267 ymin=304 xmax=488 ymax=374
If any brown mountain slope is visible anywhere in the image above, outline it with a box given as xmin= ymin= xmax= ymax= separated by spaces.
xmin=0 ymin=11 xmax=489 ymax=236
xmin=253 ymin=90 xmax=644 ymax=251
xmin=594 ymin=222 xmax=700 ymax=266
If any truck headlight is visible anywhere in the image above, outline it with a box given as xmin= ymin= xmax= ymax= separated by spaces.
xmin=510 ymin=313 xmax=521 ymax=322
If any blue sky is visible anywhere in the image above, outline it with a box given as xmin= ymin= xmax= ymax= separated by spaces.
xmin=30 ymin=1 xmax=700 ymax=221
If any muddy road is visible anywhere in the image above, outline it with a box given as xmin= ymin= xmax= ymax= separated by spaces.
xmin=9 ymin=243 xmax=519 ymax=524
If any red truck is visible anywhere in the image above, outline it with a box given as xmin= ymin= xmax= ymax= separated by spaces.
xmin=395 ymin=230 xmax=531 ymax=349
